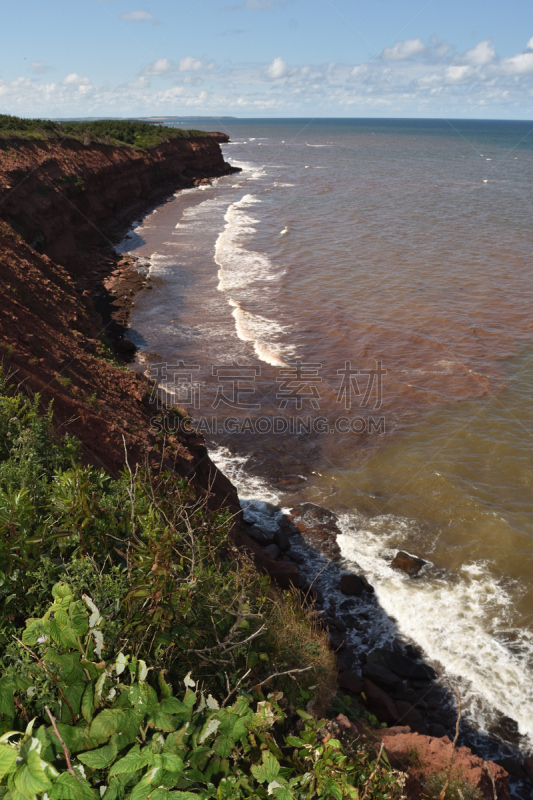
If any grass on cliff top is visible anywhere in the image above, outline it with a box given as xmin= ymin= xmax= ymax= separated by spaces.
xmin=0 ymin=114 xmax=210 ymax=149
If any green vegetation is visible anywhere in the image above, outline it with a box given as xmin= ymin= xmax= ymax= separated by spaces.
xmin=423 ymin=772 xmax=483 ymax=800
xmin=0 ymin=582 xmax=404 ymax=800
xmin=0 ymin=372 xmax=406 ymax=798
xmin=0 ymin=115 xmax=209 ymax=150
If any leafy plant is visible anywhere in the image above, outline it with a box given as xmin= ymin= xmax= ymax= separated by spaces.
xmin=0 ymin=582 xmax=406 ymax=800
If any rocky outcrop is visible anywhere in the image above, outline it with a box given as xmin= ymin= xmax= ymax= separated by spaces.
xmin=0 ymin=134 xmax=236 ymax=264
xmin=378 ymin=728 xmax=510 ymax=800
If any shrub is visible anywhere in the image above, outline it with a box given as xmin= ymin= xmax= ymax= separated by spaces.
xmin=423 ymin=771 xmax=483 ymax=800
xmin=0 ymin=581 xmax=406 ymax=800
xmin=0 ymin=374 xmax=334 ymax=700
xmin=0 ymin=115 xmax=209 ymax=150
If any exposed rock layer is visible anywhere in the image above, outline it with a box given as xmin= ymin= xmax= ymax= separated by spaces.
xmin=0 ymin=134 xmax=242 ymax=519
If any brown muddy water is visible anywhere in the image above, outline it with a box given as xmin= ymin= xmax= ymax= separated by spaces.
xmin=119 ymin=118 xmax=533 ymax=751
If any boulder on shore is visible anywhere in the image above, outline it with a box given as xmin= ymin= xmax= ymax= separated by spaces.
xmin=340 ymin=573 xmax=365 ymax=597
xmin=391 ymin=550 xmax=427 ymax=577
xmin=367 ymin=647 xmax=436 ymax=681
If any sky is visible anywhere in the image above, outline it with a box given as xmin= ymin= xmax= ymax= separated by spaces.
xmin=2 ymin=0 xmax=533 ymax=119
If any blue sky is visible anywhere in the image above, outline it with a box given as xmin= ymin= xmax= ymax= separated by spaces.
xmin=2 ymin=0 xmax=533 ymax=118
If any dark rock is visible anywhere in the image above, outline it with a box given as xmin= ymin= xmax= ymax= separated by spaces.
xmin=341 ymin=614 xmax=359 ymax=628
xmin=363 ymin=679 xmax=399 ymax=726
xmin=394 ymin=700 xmax=428 ymax=734
xmin=393 ymin=687 xmax=418 ymax=704
xmin=405 ymin=644 xmax=422 ymax=660
xmin=327 ymin=616 xmax=347 ymax=632
xmin=258 ymin=558 xmax=301 ymax=590
xmin=362 ymin=662 xmax=402 ymax=691
xmin=338 ymin=671 xmax=363 ymax=695
xmin=278 ymin=515 xmax=299 ymax=535
xmin=274 ymin=528 xmax=290 ymax=551
xmin=340 ymin=573 xmax=364 ymax=597
xmin=489 ymin=715 xmax=523 ymax=745
xmin=247 ymin=525 xmax=276 ymax=545
xmin=391 ymin=550 xmax=427 ymax=577
xmin=328 ymin=631 xmax=346 ymax=651
xmin=430 ymin=723 xmax=448 ymax=738
xmin=286 ymin=548 xmax=305 ymax=564
xmin=367 ymin=648 xmax=436 ymax=681
xmin=359 ymin=575 xmax=375 ymax=594
xmin=297 ymin=524 xmax=341 ymax=561
xmin=498 ymin=758 xmax=528 ymax=781
xmin=523 ymin=757 xmax=533 ymax=782
xmin=339 ymin=599 xmax=357 ymax=612
xmin=264 ymin=543 xmax=280 ymax=560
xmin=115 ymin=338 xmax=137 ymax=354
xmin=335 ymin=652 xmax=355 ymax=673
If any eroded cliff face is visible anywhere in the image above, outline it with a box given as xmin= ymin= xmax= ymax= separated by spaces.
xmin=0 ymin=134 xmax=234 ymax=263
xmin=0 ymin=135 xmax=242 ymax=520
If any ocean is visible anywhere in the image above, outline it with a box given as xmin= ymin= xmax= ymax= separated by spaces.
xmin=119 ymin=118 xmax=533 ymax=753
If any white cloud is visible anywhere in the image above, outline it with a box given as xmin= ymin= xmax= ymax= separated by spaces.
xmin=120 ymin=9 xmax=155 ymax=21
xmin=179 ymin=56 xmax=204 ymax=71
xmin=144 ymin=57 xmax=172 ymax=75
xmin=527 ymin=37 xmax=533 ymax=51
xmin=8 ymin=33 xmax=533 ymax=118
xmin=62 ymin=73 xmax=90 ymax=85
xmin=446 ymin=65 xmax=472 ymax=83
xmin=501 ymin=52 xmax=533 ymax=75
xmin=266 ymin=56 xmax=287 ymax=79
xmin=382 ymin=38 xmax=426 ymax=60
xmin=31 ymin=62 xmax=51 ymax=75
xmin=461 ymin=40 xmax=495 ymax=66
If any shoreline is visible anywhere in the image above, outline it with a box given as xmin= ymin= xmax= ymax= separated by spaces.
xmin=115 ymin=177 xmax=533 ymax=795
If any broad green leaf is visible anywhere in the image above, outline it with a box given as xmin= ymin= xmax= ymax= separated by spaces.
xmin=0 ymin=746 xmax=17 ymax=780
xmin=127 ymin=684 xmax=148 ymax=712
xmin=128 ymin=774 xmax=153 ymax=800
xmin=270 ymin=786 xmax=293 ymax=800
xmin=69 ymin=603 xmax=89 ymax=637
xmin=181 ymin=691 xmax=196 ymax=711
xmin=148 ymin=791 xmax=168 ymax=800
xmin=14 ymin=749 xmax=52 ymax=797
xmin=21 ymin=618 xmax=47 ymax=647
xmin=167 ymin=793 xmax=201 ymax=800
xmin=77 ymin=741 xmax=118 ymax=770
xmin=251 ymin=752 xmax=280 ymax=784
xmin=52 ymin=583 xmax=73 ymax=601
xmin=108 ymin=745 xmax=152 ymax=777
xmin=81 ymin=683 xmax=95 ymax=724
xmin=146 ymin=710 xmax=175 ymax=733
xmin=61 ymin=682 xmax=86 ymax=725
xmin=285 ymin=737 xmax=307 ymax=748
xmin=159 ymin=699 xmax=189 ymax=716
xmin=89 ymin=710 xmax=128 ymax=743
xmin=49 ymin=772 xmax=95 ymax=800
